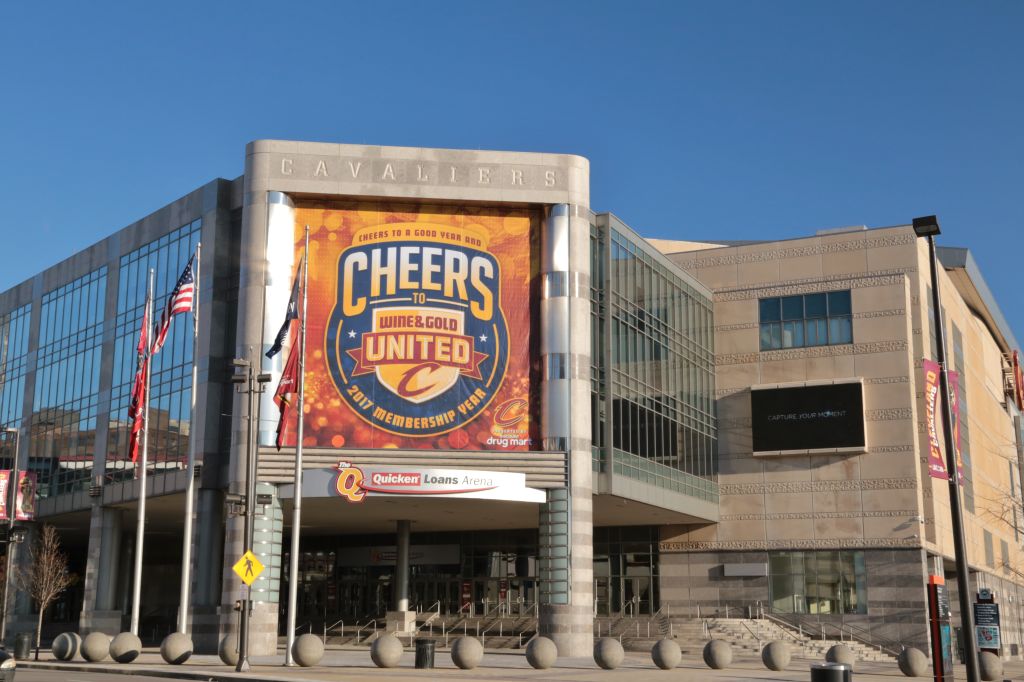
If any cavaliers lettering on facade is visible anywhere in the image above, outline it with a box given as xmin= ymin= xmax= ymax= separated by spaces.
xmin=293 ymin=201 xmax=539 ymax=450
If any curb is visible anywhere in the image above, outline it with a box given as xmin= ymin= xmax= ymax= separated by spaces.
xmin=17 ymin=661 xmax=326 ymax=682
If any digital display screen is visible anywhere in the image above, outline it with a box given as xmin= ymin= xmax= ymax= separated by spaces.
xmin=751 ymin=382 xmax=865 ymax=453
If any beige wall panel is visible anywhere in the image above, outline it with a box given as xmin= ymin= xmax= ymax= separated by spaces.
xmin=718 ymin=430 xmax=754 ymax=457
xmin=737 ymin=259 xmax=782 ymax=287
xmin=855 ymin=313 xmax=913 ymax=344
xmin=863 ymin=515 xmax=919 ymax=540
xmin=778 ymin=254 xmax=823 ymax=281
xmin=765 ymin=517 xmax=815 ymax=541
xmin=865 ymin=243 xmax=917 ymax=273
xmin=718 ymin=520 xmax=768 ymax=542
xmin=762 ymin=455 xmax=812 ymax=483
xmin=865 ymin=419 xmax=916 ymax=449
xmin=718 ymin=454 xmax=763 ymax=483
xmin=854 ymin=350 xmax=911 ymax=379
xmin=813 ymin=516 xmax=865 ymax=539
xmin=759 ymin=358 xmax=808 ymax=384
xmin=715 ymin=299 xmax=758 ymax=327
xmin=696 ymin=264 xmax=740 ymax=290
xmin=853 ymin=282 xmax=909 ymax=313
xmin=833 ymin=354 xmax=857 ymax=378
xmin=810 ymin=454 xmax=861 ymax=481
xmin=865 ymin=382 xmax=913 ymax=410
xmin=716 ymin=363 xmax=759 ymax=391
xmin=822 ymin=246 xmax=869 ymax=277
xmin=813 ymin=490 xmax=863 ymax=513
xmin=857 ymin=451 xmax=919 ymax=480
xmin=861 ymin=487 xmax=918 ymax=513
xmin=765 ymin=492 xmax=814 ymax=515
xmin=716 ymin=328 xmax=756 ymax=355
xmin=720 ymin=493 xmax=767 ymax=516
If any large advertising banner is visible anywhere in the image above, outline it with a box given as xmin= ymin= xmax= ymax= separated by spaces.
xmin=0 ymin=471 xmax=9 ymax=521
xmin=15 ymin=471 xmax=36 ymax=521
xmin=923 ymin=359 xmax=964 ymax=484
xmin=292 ymin=201 xmax=539 ymax=451
xmin=750 ymin=381 xmax=865 ymax=453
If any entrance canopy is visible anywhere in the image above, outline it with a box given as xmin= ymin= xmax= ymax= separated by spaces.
xmin=278 ymin=465 xmax=547 ymax=534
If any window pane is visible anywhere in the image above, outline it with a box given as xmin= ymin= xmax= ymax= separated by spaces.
xmin=783 ymin=320 xmax=804 ymax=348
xmin=805 ymin=293 xmax=827 ymax=318
xmin=828 ymin=290 xmax=852 ymax=316
xmin=781 ymin=296 xmax=804 ymax=320
xmin=760 ymin=298 xmax=781 ymax=322
xmin=829 ymin=317 xmax=853 ymax=345
xmin=806 ymin=319 xmax=827 ymax=346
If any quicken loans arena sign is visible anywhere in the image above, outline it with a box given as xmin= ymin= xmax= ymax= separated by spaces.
xmin=292 ymin=201 xmax=539 ymax=451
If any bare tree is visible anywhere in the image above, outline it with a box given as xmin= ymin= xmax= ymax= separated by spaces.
xmin=14 ymin=525 xmax=76 ymax=656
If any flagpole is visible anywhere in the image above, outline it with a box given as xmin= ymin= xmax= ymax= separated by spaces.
xmin=130 ymin=268 xmax=154 ymax=636
xmin=177 ymin=243 xmax=201 ymax=634
xmin=284 ymin=227 xmax=309 ymax=665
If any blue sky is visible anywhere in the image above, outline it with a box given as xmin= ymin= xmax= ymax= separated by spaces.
xmin=1 ymin=1 xmax=1021 ymax=336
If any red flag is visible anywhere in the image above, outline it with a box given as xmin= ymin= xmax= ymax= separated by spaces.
xmin=274 ymin=325 xmax=301 ymax=450
xmin=128 ymin=303 xmax=150 ymax=462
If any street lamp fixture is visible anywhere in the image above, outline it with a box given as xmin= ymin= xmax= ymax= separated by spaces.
xmin=911 ymin=215 xmax=941 ymax=238
xmin=912 ymin=214 xmax=980 ymax=682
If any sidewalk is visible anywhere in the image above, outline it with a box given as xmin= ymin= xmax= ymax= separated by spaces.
xmin=16 ymin=647 xmax=1024 ymax=681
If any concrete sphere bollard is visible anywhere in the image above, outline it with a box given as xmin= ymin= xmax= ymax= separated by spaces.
xmin=109 ymin=632 xmax=142 ymax=663
xmin=897 ymin=647 xmax=928 ymax=677
xmin=651 ymin=639 xmax=681 ymax=670
xmin=826 ymin=643 xmax=856 ymax=670
xmin=218 ymin=634 xmax=240 ymax=666
xmin=292 ymin=633 xmax=324 ymax=667
xmin=81 ymin=632 xmax=111 ymax=662
xmin=526 ymin=636 xmax=557 ymax=669
xmin=594 ymin=637 xmax=625 ymax=670
xmin=979 ymin=651 xmax=1003 ymax=681
xmin=703 ymin=639 xmax=733 ymax=669
xmin=370 ymin=633 xmax=403 ymax=668
xmin=52 ymin=632 xmax=81 ymax=661
xmin=761 ymin=640 xmax=791 ymax=671
xmin=160 ymin=632 xmax=193 ymax=665
xmin=451 ymin=636 xmax=484 ymax=670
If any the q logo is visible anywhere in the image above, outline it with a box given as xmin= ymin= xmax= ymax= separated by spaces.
xmin=334 ymin=461 xmax=366 ymax=503
xmin=493 ymin=398 xmax=528 ymax=427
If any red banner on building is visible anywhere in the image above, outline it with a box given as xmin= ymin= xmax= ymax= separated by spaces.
xmin=923 ymin=360 xmax=964 ymax=485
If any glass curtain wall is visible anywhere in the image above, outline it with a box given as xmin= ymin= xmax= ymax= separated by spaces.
xmin=108 ymin=221 xmax=200 ymax=480
xmin=31 ymin=269 xmax=106 ymax=497
xmin=0 ymin=304 xmax=31 ymax=470
xmin=591 ymin=216 xmax=717 ymax=501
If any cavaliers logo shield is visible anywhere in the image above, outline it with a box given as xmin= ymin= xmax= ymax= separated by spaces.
xmin=326 ymin=223 xmax=510 ymax=437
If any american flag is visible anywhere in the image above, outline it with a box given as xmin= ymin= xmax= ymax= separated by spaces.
xmin=152 ymin=254 xmax=196 ymax=354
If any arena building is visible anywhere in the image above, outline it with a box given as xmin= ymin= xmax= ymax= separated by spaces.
xmin=0 ymin=140 xmax=1020 ymax=660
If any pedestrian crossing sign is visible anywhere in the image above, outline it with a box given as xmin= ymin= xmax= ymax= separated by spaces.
xmin=233 ymin=550 xmax=264 ymax=586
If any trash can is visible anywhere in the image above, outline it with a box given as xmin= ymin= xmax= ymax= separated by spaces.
xmin=414 ymin=638 xmax=435 ymax=669
xmin=810 ymin=662 xmax=852 ymax=682
xmin=13 ymin=633 xmax=30 ymax=661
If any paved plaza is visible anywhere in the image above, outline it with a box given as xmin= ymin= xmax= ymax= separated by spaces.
xmin=15 ymin=647 xmax=1024 ymax=681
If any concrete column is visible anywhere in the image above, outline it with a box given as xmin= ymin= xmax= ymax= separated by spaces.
xmin=190 ymin=488 xmax=224 ymax=653
xmin=79 ymin=507 xmax=123 ymax=634
xmin=395 ymin=520 xmax=411 ymax=612
xmin=537 ymin=204 xmax=593 ymax=657
xmin=218 ymin=155 xmax=289 ymax=651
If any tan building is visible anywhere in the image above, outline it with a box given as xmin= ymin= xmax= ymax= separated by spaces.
xmin=658 ymin=224 xmax=1024 ymax=656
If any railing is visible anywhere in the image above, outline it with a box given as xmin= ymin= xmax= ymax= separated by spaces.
xmin=355 ymin=619 xmax=379 ymax=644
xmin=480 ymin=619 xmax=504 ymax=648
xmin=764 ymin=612 xmax=905 ymax=658
xmin=323 ymin=618 xmax=344 ymax=642
xmin=294 ymin=621 xmax=312 ymax=634
xmin=421 ymin=600 xmax=441 ymax=617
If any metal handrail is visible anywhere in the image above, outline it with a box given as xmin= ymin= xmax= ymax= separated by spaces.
xmin=323 ymin=618 xmax=344 ymax=642
xmin=765 ymin=612 xmax=904 ymax=658
xmin=355 ymin=619 xmax=379 ymax=644
xmin=480 ymin=618 xmax=503 ymax=648
xmin=422 ymin=599 xmax=441 ymax=616
xmin=294 ymin=621 xmax=311 ymax=633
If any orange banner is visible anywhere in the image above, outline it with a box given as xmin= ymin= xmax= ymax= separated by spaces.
xmin=290 ymin=201 xmax=540 ymax=451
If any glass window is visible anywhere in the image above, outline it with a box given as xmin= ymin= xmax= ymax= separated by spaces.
xmin=760 ymin=290 xmax=853 ymax=351
xmin=769 ymin=550 xmax=866 ymax=614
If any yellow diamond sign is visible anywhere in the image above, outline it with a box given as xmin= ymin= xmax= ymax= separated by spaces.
xmin=233 ymin=550 xmax=264 ymax=586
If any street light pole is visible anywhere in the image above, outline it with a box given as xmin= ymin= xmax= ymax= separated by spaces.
xmin=914 ymin=215 xmax=981 ymax=682
xmin=231 ymin=352 xmax=271 ymax=674
xmin=0 ymin=426 xmax=20 ymax=645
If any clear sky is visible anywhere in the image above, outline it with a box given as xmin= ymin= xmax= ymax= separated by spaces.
xmin=1 ymin=1 xmax=1021 ymax=337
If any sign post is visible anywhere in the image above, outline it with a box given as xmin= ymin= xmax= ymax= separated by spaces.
xmin=974 ymin=590 xmax=1000 ymax=656
xmin=928 ymin=575 xmax=954 ymax=682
